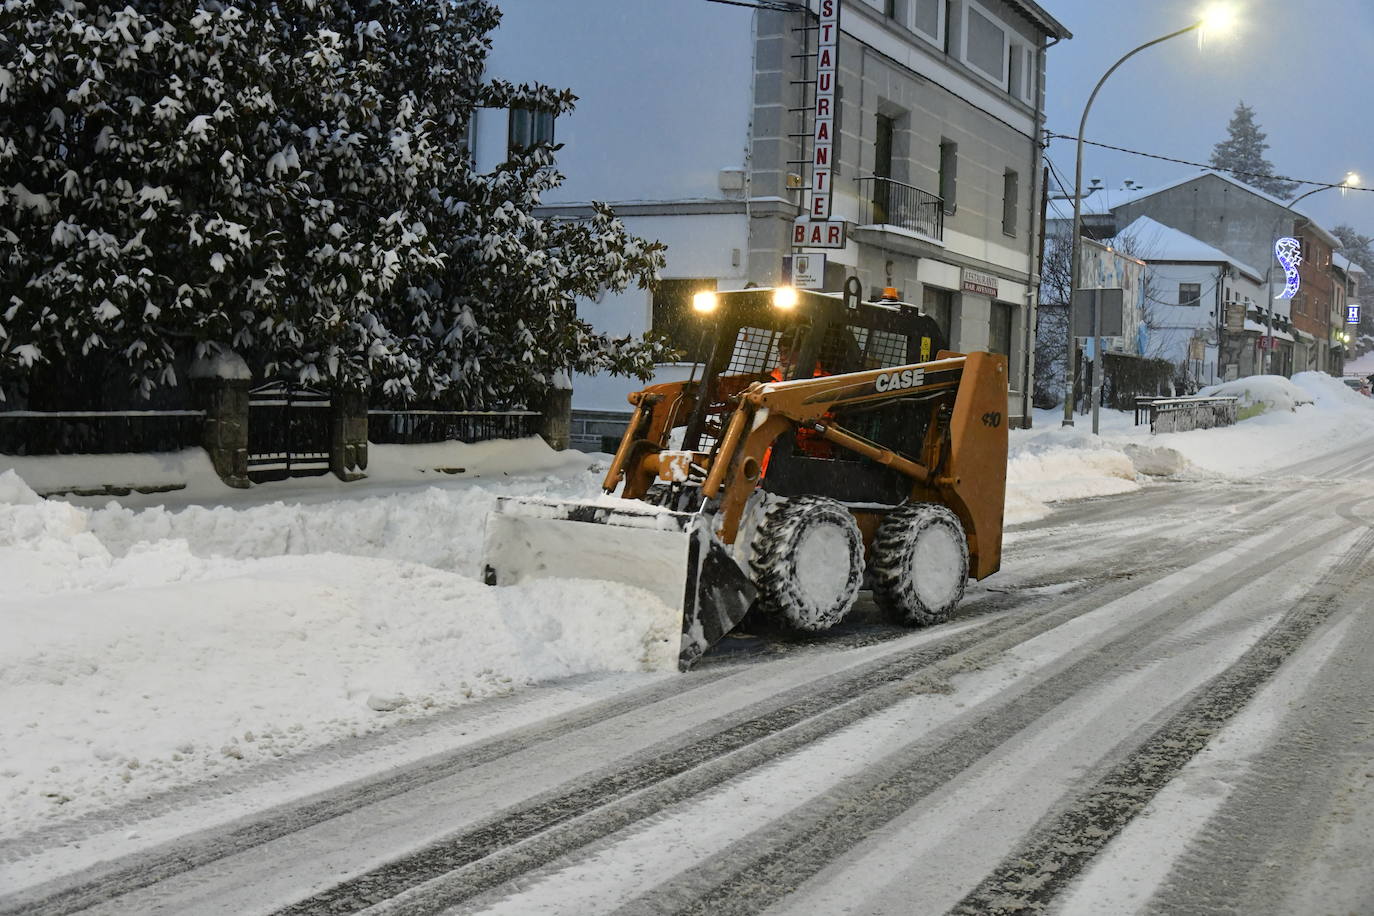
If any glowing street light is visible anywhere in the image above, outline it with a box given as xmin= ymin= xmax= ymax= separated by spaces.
xmin=1063 ymin=6 xmax=1239 ymax=430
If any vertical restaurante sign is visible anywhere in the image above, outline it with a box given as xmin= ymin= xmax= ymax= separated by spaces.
xmin=811 ymin=0 xmax=839 ymax=221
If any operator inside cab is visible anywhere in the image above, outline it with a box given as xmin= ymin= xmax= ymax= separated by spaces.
xmin=770 ymin=328 xmax=826 ymax=382
xmin=768 ymin=327 xmax=835 ymax=459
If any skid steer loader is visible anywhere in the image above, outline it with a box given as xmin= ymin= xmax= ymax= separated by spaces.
xmin=483 ymin=286 xmax=1008 ymax=668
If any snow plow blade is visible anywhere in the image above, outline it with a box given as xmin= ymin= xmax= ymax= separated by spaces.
xmin=481 ymin=497 xmax=756 ymax=669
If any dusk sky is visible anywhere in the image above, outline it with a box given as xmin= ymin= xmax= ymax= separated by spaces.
xmin=1042 ymin=0 xmax=1374 ymax=240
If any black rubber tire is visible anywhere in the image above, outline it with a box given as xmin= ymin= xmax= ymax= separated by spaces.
xmin=870 ymin=502 xmax=969 ymax=627
xmin=748 ymin=495 xmax=864 ymax=632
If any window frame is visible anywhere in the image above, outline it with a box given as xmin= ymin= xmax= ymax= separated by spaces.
xmin=907 ymin=0 xmax=946 ymax=48
xmin=1021 ymin=43 xmax=1037 ymax=105
xmin=1178 ymin=282 xmax=1203 ymax=307
xmin=1002 ymin=168 xmax=1019 ymax=237
xmin=960 ymin=0 xmax=1010 ymax=90
xmin=507 ymin=106 xmax=556 ymax=155
xmin=938 ymin=138 xmax=958 ymax=215
xmin=989 ymin=301 xmax=1015 ymax=357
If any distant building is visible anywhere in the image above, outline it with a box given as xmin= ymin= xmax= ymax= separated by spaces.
xmin=1333 ymin=253 xmax=1365 ymax=374
xmin=481 ymin=0 xmax=1071 ymax=447
xmin=1065 ymin=171 xmax=1344 ymax=379
xmin=1107 ymin=216 xmax=1264 ymax=385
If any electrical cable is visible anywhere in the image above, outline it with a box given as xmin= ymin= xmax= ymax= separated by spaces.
xmin=1045 ymin=132 xmax=1374 ymax=194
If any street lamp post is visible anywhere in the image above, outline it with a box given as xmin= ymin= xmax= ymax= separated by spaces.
xmin=1062 ymin=8 xmax=1236 ymax=428
xmin=1260 ymin=173 xmax=1359 ymax=376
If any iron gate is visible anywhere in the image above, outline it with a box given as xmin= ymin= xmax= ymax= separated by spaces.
xmin=247 ymin=382 xmax=332 ymax=482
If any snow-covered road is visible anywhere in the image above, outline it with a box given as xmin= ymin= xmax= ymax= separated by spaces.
xmin=4 ymin=372 xmax=1374 ymax=914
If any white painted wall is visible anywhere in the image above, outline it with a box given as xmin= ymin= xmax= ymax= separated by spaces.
xmin=1144 ymin=262 xmax=1261 ymax=384
xmin=573 ymin=212 xmax=750 ymax=412
xmin=481 ymin=0 xmax=757 ymax=203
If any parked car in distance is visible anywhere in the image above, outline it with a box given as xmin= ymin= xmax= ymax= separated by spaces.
xmin=1341 ymin=376 xmax=1372 ymax=397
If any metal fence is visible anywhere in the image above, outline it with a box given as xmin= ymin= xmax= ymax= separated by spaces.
xmin=368 ymin=410 xmax=541 ymax=445
xmin=856 ymin=176 xmax=944 ymax=240
xmin=1136 ymin=396 xmax=1239 ymax=434
xmin=0 ymin=410 xmax=205 ymax=456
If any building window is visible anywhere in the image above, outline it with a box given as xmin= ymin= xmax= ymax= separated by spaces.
xmin=508 ymin=107 xmax=555 ymax=155
xmin=872 ymin=114 xmax=896 ymax=223
xmin=923 ymin=286 xmax=954 ymax=340
xmin=1002 ymin=169 xmax=1019 ymax=237
xmin=939 ymin=139 xmax=957 ymax=214
xmin=989 ymin=301 xmax=1014 ymax=356
xmin=1179 ymin=282 xmax=1202 ymax=306
xmin=1021 ymin=46 xmax=1036 ymax=104
xmin=962 ymin=1 xmax=1008 ymax=87
xmin=459 ymin=115 xmax=476 ymax=164
xmin=911 ymin=0 xmax=942 ymax=43
xmin=652 ymin=279 xmax=718 ymax=362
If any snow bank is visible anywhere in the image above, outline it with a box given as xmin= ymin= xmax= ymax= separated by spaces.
xmin=0 ymin=461 xmax=678 ymax=839
xmin=1005 ymin=423 xmax=1141 ymax=524
xmin=0 ymin=449 xmax=222 ymax=496
xmin=1197 ymin=374 xmax=1313 ymax=413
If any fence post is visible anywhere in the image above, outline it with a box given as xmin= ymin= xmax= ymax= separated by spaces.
xmin=331 ymin=387 xmax=368 ymax=480
xmin=538 ymin=386 xmax=572 ymax=451
xmin=195 ymin=378 xmax=251 ymax=488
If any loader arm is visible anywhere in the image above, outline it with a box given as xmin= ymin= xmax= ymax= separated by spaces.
xmin=702 ymin=352 xmax=1008 ymax=578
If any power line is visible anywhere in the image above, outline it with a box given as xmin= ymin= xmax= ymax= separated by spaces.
xmin=1042 ymin=156 xmax=1110 ymax=241
xmin=1045 ymin=132 xmax=1374 ymax=194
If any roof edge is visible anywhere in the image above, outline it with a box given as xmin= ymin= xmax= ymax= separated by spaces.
xmin=1012 ymin=0 xmax=1072 ymax=39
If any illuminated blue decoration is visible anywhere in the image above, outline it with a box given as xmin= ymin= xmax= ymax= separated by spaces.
xmin=1274 ymin=237 xmax=1302 ymax=300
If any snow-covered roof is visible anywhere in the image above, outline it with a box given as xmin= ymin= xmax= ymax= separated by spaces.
xmin=1244 ymin=318 xmax=1295 ymax=342
xmin=1108 ymin=216 xmax=1263 ymax=282
xmin=1078 ymin=171 xmax=1341 ymax=248
xmin=1333 ymin=252 xmax=1367 ymax=275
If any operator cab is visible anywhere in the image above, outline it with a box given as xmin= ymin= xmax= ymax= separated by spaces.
xmin=680 ymin=286 xmax=949 ymax=506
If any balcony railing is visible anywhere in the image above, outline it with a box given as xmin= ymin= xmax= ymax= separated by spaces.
xmin=856 ymin=176 xmax=944 ymax=241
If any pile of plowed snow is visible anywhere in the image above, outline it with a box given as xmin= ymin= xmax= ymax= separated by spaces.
xmin=0 ymin=467 xmax=678 ymax=838
xmin=1197 ymin=374 xmax=1314 ymax=412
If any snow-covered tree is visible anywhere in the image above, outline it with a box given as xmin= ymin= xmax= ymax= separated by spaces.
xmin=0 ymin=0 xmax=667 ymax=406
xmin=1208 ymin=102 xmax=1299 ymax=200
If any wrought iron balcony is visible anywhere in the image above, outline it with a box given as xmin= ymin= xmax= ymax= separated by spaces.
xmin=856 ymin=176 xmax=944 ymax=241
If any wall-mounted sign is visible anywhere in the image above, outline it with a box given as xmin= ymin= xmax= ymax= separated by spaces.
xmin=783 ymin=253 xmax=826 ymax=289
xmin=1347 ymin=303 xmax=1361 ymax=324
xmin=1274 ymin=237 xmax=1302 ymax=300
xmin=960 ymin=268 xmax=999 ymax=298
xmin=809 ymin=0 xmax=839 ymax=221
xmin=793 ymin=216 xmax=847 ymax=249
xmin=794 ymin=0 xmax=841 ymax=250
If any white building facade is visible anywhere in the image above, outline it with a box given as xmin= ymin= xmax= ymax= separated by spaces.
xmin=1109 ymin=216 xmax=1265 ymax=386
xmin=481 ymin=0 xmax=1070 ymax=447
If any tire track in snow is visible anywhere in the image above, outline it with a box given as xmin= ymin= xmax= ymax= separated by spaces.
xmin=1136 ymin=562 xmax=1374 ymax=915
xmin=8 ymin=484 xmax=1350 ymax=916
xmin=0 ymin=671 xmax=740 ymax=916
xmin=284 ymin=522 xmax=1336 ymax=916
xmin=2 ymin=485 xmax=1255 ymax=916
xmin=948 ymin=527 xmax=1374 ymax=915
xmin=590 ymin=523 xmax=1358 ymax=916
